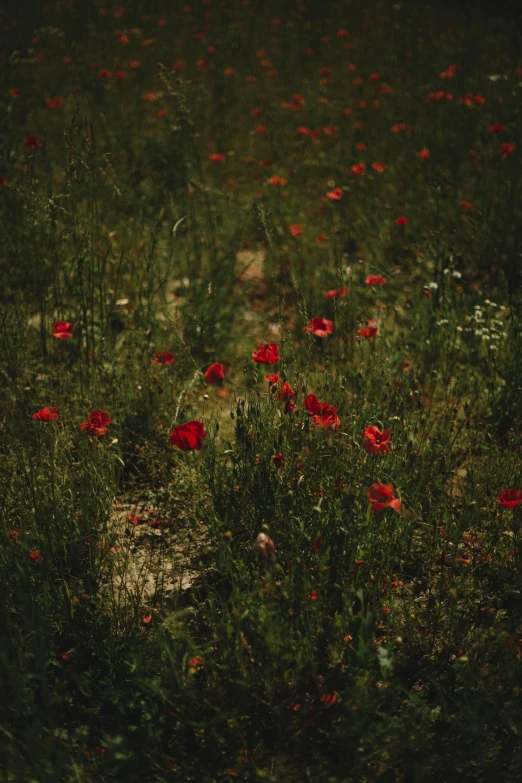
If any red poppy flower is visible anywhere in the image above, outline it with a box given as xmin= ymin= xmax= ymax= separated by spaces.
xmin=395 ymin=216 xmax=408 ymax=225
xmin=130 ymin=60 xmax=141 ymax=69
xmin=265 ymin=372 xmax=279 ymax=385
xmin=204 ymin=362 xmax=226 ymax=384
xmin=46 ymin=96 xmax=64 ymax=109
xmin=29 ymin=549 xmax=44 ymax=563
xmin=500 ymin=142 xmax=515 ymax=159
xmin=151 ymin=351 xmax=175 ymax=366
xmin=310 ymin=129 xmax=321 ymax=139
xmin=157 ymin=108 xmax=169 ymax=118
xmin=143 ymin=92 xmax=157 ymax=102
xmin=315 ymin=233 xmax=328 ymax=243
xmin=365 ymin=274 xmax=386 ymax=286
xmin=115 ymin=70 xmax=127 ymax=80
xmin=304 ymin=394 xmax=340 ymax=428
xmin=489 ymin=123 xmax=505 ymax=133
xmin=98 ymin=69 xmax=112 ymax=78
xmin=256 ymin=532 xmax=275 ymax=555
xmin=351 ymin=162 xmax=366 ymax=176
xmin=362 ymin=425 xmax=391 ymax=455
xmin=10 ymin=88 xmax=20 ymax=97
xmin=311 ymin=536 xmax=323 ymax=552
xmin=367 ymin=483 xmax=401 ymax=512
xmin=80 ymin=410 xmax=111 ymax=438
xmin=252 ymin=343 xmax=280 ymax=364
xmin=357 ymin=320 xmax=378 ymax=338
xmin=24 ymin=135 xmax=42 ymax=149
xmin=289 ymin=223 xmax=303 ymax=236
xmin=273 ymin=453 xmax=285 ymax=468
xmin=268 ymin=175 xmax=287 ymax=186
xmin=32 ymin=407 xmax=58 ymax=421
xmin=304 ymin=317 xmax=334 ymax=337
xmin=497 ymin=489 xmax=522 ymax=509
xmin=326 ymin=187 xmax=343 ymax=200
xmin=343 ymin=108 xmax=352 ymax=116
xmin=418 ymin=148 xmax=430 ymax=160
xmin=51 ymin=322 xmax=75 ymax=340
xmin=275 ymin=380 xmax=295 ymax=402
xmin=169 ymin=420 xmax=206 ymax=451
xmin=371 ymin=162 xmax=387 ymax=173
xmin=391 ymin=122 xmax=406 ymax=133
xmin=297 ymin=126 xmax=310 ymax=135
xmin=325 ymin=286 xmax=349 ymax=300
xmin=460 ymin=200 xmax=473 ymax=211
xmin=209 ymin=153 xmax=226 ymax=162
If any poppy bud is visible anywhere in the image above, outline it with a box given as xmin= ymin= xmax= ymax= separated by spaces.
xmin=256 ymin=533 xmax=275 ymax=556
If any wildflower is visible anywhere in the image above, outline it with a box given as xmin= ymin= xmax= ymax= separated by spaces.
xmin=268 ymin=175 xmax=287 ymax=186
xmin=256 ymin=532 xmax=275 ymax=555
xmin=367 ymin=483 xmax=401 ymax=512
xmin=289 ymin=223 xmax=303 ymax=236
xmin=273 ymin=453 xmax=285 ymax=468
xmin=46 ymin=96 xmax=64 ymax=109
xmin=500 ymin=142 xmax=515 ymax=158
xmin=304 ymin=317 xmax=334 ymax=337
xmin=391 ymin=122 xmax=406 ymax=132
xmin=311 ymin=536 xmax=323 ymax=552
xmin=142 ymin=613 xmax=152 ymax=624
xmin=343 ymin=108 xmax=352 ymax=116
xmin=81 ymin=410 xmax=111 ymax=438
xmin=362 ymin=426 xmax=391 ymax=455
xmin=114 ymin=70 xmax=127 ymax=80
xmin=326 ymin=187 xmax=343 ymax=200
xmin=209 ymin=153 xmax=226 ymax=162
xmin=357 ymin=320 xmax=378 ymax=338
xmin=98 ymin=69 xmax=112 ymax=78
xmin=224 ymin=67 xmax=235 ymax=76
xmin=497 ymin=489 xmax=522 ymax=509
xmin=351 ymin=162 xmax=366 ymax=176
xmin=157 ymin=108 xmax=169 ymax=118
xmin=315 ymin=233 xmax=328 ymax=243
xmin=252 ymin=343 xmax=280 ymax=364
xmin=129 ymin=60 xmax=141 ymax=68
xmin=204 ymin=362 xmax=226 ymax=384
xmin=371 ymin=162 xmax=387 ymax=173
xmin=29 ymin=549 xmax=44 ymax=563
xmin=489 ymin=123 xmax=505 ymax=132
xmin=325 ymin=286 xmax=348 ymax=300
xmin=308 ymin=590 xmax=318 ymax=601
xmin=169 ymin=420 xmax=206 ymax=451
xmin=460 ymin=200 xmax=473 ymax=211
xmin=23 ymin=135 xmax=42 ymax=149
xmin=143 ymin=92 xmax=157 ymax=101
xmin=297 ymin=125 xmax=310 ymax=135
xmin=305 ymin=394 xmax=340 ymax=428
xmin=418 ymin=148 xmax=430 ymax=160
xmin=365 ymin=274 xmax=386 ymax=286
xmin=275 ymin=381 xmax=296 ymax=413
xmin=10 ymin=88 xmax=20 ymax=97
xmin=310 ymin=128 xmax=321 ymax=139
xmin=32 ymin=407 xmax=58 ymax=421
xmin=51 ymin=322 xmax=75 ymax=340
xmin=151 ymin=351 xmax=175 ymax=366
xmin=265 ymin=372 xmax=279 ymax=385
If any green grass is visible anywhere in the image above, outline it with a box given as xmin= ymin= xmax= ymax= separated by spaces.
xmin=1 ymin=0 xmax=522 ymax=780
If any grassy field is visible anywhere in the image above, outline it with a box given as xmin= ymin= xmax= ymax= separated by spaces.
xmin=1 ymin=0 xmax=522 ymax=780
